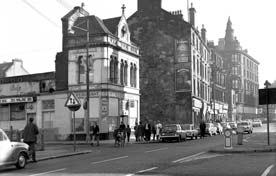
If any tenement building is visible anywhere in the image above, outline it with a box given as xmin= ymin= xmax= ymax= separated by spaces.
xmin=217 ymin=17 xmax=259 ymax=121
xmin=128 ymin=0 xmax=211 ymax=125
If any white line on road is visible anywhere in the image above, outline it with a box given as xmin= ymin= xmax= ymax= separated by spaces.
xmin=261 ymin=164 xmax=275 ymax=176
xmin=172 ymin=151 xmax=206 ymax=163
xmin=29 ymin=168 xmax=66 ymax=176
xmin=126 ymin=167 xmax=158 ymax=176
xmin=91 ymin=156 xmax=128 ymax=164
xmin=145 ymin=147 xmax=168 ymax=153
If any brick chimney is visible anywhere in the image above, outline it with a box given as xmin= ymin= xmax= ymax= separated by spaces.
xmin=189 ymin=3 xmax=196 ymax=26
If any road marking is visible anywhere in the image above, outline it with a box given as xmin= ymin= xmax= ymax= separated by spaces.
xmin=91 ymin=156 xmax=128 ymax=164
xmin=172 ymin=152 xmax=205 ymax=163
xmin=179 ymin=153 xmax=223 ymax=163
xmin=145 ymin=147 xmax=168 ymax=153
xmin=29 ymin=168 xmax=66 ymax=176
xmin=126 ymin=167 xmax=158 ymax=176
xmin=261 ymin=164 xmax=275 ymax=176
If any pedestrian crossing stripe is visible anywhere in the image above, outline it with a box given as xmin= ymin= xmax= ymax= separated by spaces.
xmin=65 ymin=92 xmax=81 ymax=107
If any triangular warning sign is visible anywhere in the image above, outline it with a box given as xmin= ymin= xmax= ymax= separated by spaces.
xmin=65 ymin=92 xmax=81 ymax=107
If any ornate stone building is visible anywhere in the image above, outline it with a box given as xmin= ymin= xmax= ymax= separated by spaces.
xmin=128 ymin=0 xmax=211 ymax=125
xmin=217 ymin=18 xmax=259 ymax=121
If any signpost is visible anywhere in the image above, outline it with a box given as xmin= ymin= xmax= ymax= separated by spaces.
xmin=259 ymin=80 xmax=274 ymax=145
xmin=65 ymin=92 xmax=81 ymax=151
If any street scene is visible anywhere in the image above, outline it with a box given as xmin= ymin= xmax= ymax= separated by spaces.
xmin=0 ymin=122 xmax=276 ymax=175
xmin=1 ymin=0 xmax=276 ymax=176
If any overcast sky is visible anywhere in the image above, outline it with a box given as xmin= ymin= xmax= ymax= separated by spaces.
xmin=1 ymin=0 xmax=275 ymax=87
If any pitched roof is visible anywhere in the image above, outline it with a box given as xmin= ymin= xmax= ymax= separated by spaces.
xmin=0 ymin=62 xmax=13 ymax=77
xmin=103 ymin=17 xmax=121 ymax=35
xmin=72 ymin=15 xmax=113 ymax=36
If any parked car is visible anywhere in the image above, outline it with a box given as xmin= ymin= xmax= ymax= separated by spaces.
xmin=213 ymin=123 xmax=223 ymax=135
xmin=237 ymin=121 xmax=253 ymax=134
xmin=252 ymin=119 xmax=262 ymax=127
xmin=181 ymin=124 xmax=199 ymax=139
xmin=205 ymin=123 xmax=217 ymax=136
xmin=160 ymin=124 xmax=187 ymax=142
xmin=0 ymin=128 xmax=30 ymax=169
xmin=228 ymin=122 xmax=237 ymax=131
xmin=221 ymin=122 xmax=231 ymax=131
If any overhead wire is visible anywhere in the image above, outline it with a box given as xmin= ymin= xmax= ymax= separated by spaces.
xmin=21 ymin=0 xmax=61 ymax=29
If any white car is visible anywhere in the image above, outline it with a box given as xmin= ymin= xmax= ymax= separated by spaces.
xmin=181 ymin=124 xmax=199 ymax=139
xmin=252 ymin=119 xmax=262 ymax=127
xmin=0 ymin=128 xmax=30 ymax=169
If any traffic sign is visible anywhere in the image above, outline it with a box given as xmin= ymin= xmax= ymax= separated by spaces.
xmin=65 ymin=92 xmax=81 ymax=111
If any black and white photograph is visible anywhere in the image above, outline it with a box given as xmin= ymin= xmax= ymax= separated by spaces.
xmin=0 ymin=0 xmax=276 ymax=175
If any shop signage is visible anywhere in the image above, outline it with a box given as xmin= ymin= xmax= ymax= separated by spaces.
xmin=0 ymin=97 xmax=33 ymax=104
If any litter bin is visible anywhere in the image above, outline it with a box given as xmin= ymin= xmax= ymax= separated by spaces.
xmin=237 ymin=126 xmax=244 ymax=145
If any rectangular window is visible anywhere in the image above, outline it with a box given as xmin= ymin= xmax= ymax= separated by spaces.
xmin=42 ymin=100 xmax=55 ymax=110
xmin=10 ymin=104 xmax=25 ymax=121
xmin=0 ymin=105 xmax=9 ymax=121
xmin=42 ymin=111 xmax=54 ymax=129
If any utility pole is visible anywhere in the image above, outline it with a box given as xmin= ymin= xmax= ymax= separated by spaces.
xmin=264 ymin=80 xmax=271 ymax=145
xmin=85 ymin=17 xmax=90 ymax=143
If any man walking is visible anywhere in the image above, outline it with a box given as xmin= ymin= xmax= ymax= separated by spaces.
xmin=199 ymin=120 xmax=206 ymax=139
xmin=91 ymin=122 xmax=100 ymax=146
xmin=23 ymin=117 xmax=39 ymax=162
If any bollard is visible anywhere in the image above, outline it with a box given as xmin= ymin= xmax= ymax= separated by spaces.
xmin=237 ymin=126 xmax=244 ymax=145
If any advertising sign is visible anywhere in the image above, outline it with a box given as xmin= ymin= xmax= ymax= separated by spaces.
xmin=175 ymin=40 xmax=190 ymax=62
xmin=176 ymin=68 xmax=191 ymax=91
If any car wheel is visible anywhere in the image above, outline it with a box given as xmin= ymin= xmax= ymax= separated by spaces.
xmin=16 ymin=153 xmax=27 ymax=169
xmin=177 ymin=136 xmax=181 ymax=142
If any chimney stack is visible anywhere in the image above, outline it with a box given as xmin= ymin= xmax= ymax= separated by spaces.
xmin=201 ymin=24 xmax=206 ymax=43
xmin=189 ymin=3 xmax=196 ymax=26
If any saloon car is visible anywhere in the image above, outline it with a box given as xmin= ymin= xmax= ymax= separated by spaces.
xmin=0 ymin=128 xmax=30 ymax=169
xmin=181 ymin=124 xmax=199 ymax=139
xmin=160 ymin=124 xmax=187 ymax=142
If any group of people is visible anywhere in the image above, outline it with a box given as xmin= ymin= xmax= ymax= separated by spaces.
xmin=134 ymin=120 xmax=163 ymax=142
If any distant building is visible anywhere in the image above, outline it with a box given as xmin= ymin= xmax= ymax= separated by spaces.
xmin=128 ymin=0 xmax=211 ymax=125
xmin=0 ymin=59 xmax=29 ymax=78
xmin=217 ymin=17 xmax=259 ymax=121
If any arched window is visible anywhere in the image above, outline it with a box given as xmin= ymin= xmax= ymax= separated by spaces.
xmin=120 ymin=60 xmax=124 ymax=85
xmin=110 ymin=57 xmax=115 ymax=83
xmin=114 ymin=57 xmax=118 ymax=84
xmin=130 ymin=63 xmax=133 ymax=87
xmin=134 ymin=64 xmax=137 ymax=88
xmin=124 ymin=61 xmax=128 ymax=86
xmin=78 ymin=56 xmax=85 ymax=83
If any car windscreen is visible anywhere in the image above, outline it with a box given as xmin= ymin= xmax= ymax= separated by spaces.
xmin=163 ymin=125 xmax=177 ymax=131
xmin=238 ymin=122 xmax=248 ymax=126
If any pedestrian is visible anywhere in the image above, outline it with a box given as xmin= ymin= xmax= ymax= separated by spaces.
xmin=151 ymin=122 xmax=156 ymax=141
xmin=134 ymin=122 xmax=139 ymax=142
xmin=199 ymin=120 xmax=206 ymax=139
xmin=126 ymin=125 xmax=131 ymax=142
xmin=138 ymin=121 xmax=144 ymax=142
xmin=91 ymin=122 xmax=100 ymax=146
xmin=155 ymin=121 xmax=162 ymax=141
xmin=22 ymin=117 xmax=39 ymax=162
xmin=144 ymin=120 xmax=151 ymax=142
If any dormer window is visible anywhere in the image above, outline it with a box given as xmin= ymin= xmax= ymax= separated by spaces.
xmin=121 ymin=25 xmax=127 ymax=38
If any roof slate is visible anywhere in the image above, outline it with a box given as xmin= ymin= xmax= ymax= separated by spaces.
xmin=0 ymin=62 xmax=13 ymax=77
xmin=103 ymin=17 xmax=121 ymax=35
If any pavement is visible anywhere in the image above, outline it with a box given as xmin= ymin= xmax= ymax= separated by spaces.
xmin=208 ymin=132 xmax=276 ymax=153
xmin=34 ymin=132 xmax=276 ymax=162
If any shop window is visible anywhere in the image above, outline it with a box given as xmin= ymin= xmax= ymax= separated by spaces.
xmin=0 ymin=104 xmax=9 ymax=121
xmin=72 ymin=118 xmax=84 ymax=132
xmin=10 ymin=103 xmax=25 ymax=121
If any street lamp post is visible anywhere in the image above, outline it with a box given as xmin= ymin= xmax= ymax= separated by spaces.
xmin=68 ymin=4 xmax=90 ymax=143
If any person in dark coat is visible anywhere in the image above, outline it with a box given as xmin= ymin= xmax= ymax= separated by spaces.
xmin=134 ymin=122 xmax=139 ymax=142
xmin=126 ymin=125 xmax=131 ymax=142
xmin=91 ymin=122 xmax=100 ymax=146
xmin=137 ymin=121 xmax=144 ymax=142
xmin=23 ymin=117 xmax=39 ymax=162
xmin=199 ymin=120 xmax=206 ymax=139
xmin=144 ymin=120 xmax=151 ymax=141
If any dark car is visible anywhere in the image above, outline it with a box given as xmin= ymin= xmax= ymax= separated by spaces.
xmin=0 ymin=128 xmax=30 ymax=169
xmin=160 ymin=124 xmax=187 ymax=142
